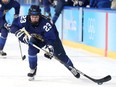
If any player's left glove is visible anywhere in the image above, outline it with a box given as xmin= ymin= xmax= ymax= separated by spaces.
xmin=44 ymin=45 xmax=54 ymax=59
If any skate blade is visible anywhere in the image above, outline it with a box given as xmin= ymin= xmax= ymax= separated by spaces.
xmin=28 ymin=77 xmax=35 ymax=81
xmin=0 ymin=56 xmax=7 ymax=59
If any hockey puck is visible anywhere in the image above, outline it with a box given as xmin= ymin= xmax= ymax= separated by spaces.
xmin=22 ymin=55 xmax=26 ymax=60
xmin=98 ymin=82 xmax=103 ymax=85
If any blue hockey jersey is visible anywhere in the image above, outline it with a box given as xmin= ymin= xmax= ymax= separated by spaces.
xmin=11 ymin=15 xmax=58 ymax=46
xmin=90 ymin=0 xmax=111 ymax=8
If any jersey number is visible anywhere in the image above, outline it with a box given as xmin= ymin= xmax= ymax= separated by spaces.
xmin=20 ymin=16 xmax=26 ymax=23
xmin=43 ymin=23 xmax=52 ymax=32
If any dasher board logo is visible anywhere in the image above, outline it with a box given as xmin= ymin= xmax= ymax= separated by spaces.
xmin=88 ymin=18 xmax=95 ymax=40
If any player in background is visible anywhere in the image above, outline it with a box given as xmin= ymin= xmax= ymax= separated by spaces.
xmin=90 ymin=0 xmax=111 ymax=8
xmin=0 ymin=0 xmax=20 ymax=56
xmin=41 ymin=0 xmax=57 ymax=18
xmin=42 ymin=0 xmax=52 ymax=18
xmin=52 ymin=0 xmax=88 ymax=24
xmin=78 ymin=0 xmax=90 ymax=7
xmin=10 ymin=5 xmax=80 ymax=80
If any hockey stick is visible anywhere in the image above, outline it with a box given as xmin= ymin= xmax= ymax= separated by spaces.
xmin=21 ymin=28 xmax=111 ymax=84
xmin=28 ymin=42 xmax=111 ymax=84
xmin=4 ymin=24 xmax=26 ymax=60
xmin=71 ymin=67 xmax=111 ymax=85
xmin=18 ymin=40 xmax=26 ymax=60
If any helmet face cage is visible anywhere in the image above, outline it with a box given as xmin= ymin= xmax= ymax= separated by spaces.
xmin=28 ymin=5 xmax=41 ymax=16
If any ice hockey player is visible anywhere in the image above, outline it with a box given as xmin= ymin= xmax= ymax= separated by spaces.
xmin=42 ymin=0 xmax=53 ymax=18
xmin=10 ymin=5 xmax=80 ymax=80
xmin=40 ymin=0 xmax=57 ymax=18
xmin=90 ymin=0 xmax=111 ymax=8
xmin=52 ymin=0 xmax=90 ymax=24
xmin=0 ymin=0 xmax=20 ymax=56
xmin=52 ymin=0 xmax=79 ymax=24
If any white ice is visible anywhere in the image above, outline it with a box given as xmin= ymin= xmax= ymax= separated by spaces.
xmin=0 ymin=33 xmax=116 ymax=87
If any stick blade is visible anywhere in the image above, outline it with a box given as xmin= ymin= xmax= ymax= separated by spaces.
xmin=96 ymin=75 xmax=111 ymax=85
xmin=101 ymin=75 xmax=111 ymax=82
xmin=22 ymin=55 xmax=26 ymax=60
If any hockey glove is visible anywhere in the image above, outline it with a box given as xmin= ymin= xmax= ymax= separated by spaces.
xmin=14 ymin=14 xmax=19 ymax=19
xmin=15 ymin=29 xmax=30 ymax=44
xmin=72 ymin=0 xmax=78 ymax=6
xmin=4 ymin=23 xmax=11 ymax=31
xmin=51 ymin=0 xmax=57 ymax=7
xmin=44 ymin=45 xmax=54 ymax=59
xmin=23 ymin=35 xmax=30 ymax=44
xmin=78 ymin=1 xmax=84 ymax=6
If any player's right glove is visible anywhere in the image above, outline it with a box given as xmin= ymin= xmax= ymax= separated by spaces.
xmin=72 ymin=0 xmax=78 ymax=6
xmin=4 ymin=23 xmax=11 ymax=31
xmin=15 ymin=29 xmax=30 ymax=44
xmin=50 ymin=0 xmax=57 ymax=7
xmin=44 ymin=45 xmax=54 ymax=59
xmin=14 ymin=14 xmax=19 ymax=19
xmin=23 ymin=34 xmax=30 ymax=44
xmin=78 ymin=0 xmax=84 ymax=6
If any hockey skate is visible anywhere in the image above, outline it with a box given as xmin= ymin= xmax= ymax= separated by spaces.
xmin=0 ymin=50 xmax=7 ymax=56
xmin=27 ymin=68 xmax=37 ymax=81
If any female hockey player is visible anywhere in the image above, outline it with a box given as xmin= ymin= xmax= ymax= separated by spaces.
xmin=10 ymin=5 xmax=80 ymax=80
xmin=0 ymin=0 xmax=20 ymax=56
xmin=90 ymin=0 xmax=111 ymax=8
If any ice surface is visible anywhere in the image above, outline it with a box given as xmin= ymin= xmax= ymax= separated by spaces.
xmin=0 ymin=33 xmax=116 ymax=87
